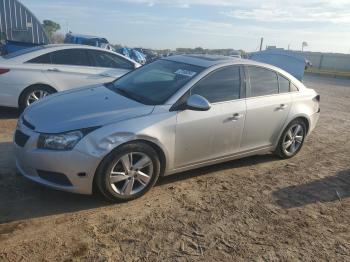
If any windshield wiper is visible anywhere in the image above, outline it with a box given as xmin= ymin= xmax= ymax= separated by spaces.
xmin=113 ymin=87 xmax=147 ymax=104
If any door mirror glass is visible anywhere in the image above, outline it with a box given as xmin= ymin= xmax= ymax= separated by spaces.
xmin=186 ymin=95 xmax=211 ymax=111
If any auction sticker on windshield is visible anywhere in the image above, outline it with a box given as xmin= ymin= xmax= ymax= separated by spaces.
xmin=175 ymin=69 xmax=197 ymax=77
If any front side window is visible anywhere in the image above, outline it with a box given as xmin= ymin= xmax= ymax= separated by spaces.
xmin=248 ymin=66 xmax=279 ymax=97
xmin=111 ymin=59 xmax=204 ymax=105
xmin=50 ymin=49 xmax=90 ymax=66
xmin=88 ymin=50 xmax=134 ymax=70
xmin=191 ymin=66 xmax=241 ymax=103
xmin=278 ymin=74 xmax=290 ymax=93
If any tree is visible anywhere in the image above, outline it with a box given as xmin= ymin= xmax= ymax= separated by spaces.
xmin=51 ymin=32 xmax=65 ymax=44
xmin=42 ymin=20 xmax=61 ymax=40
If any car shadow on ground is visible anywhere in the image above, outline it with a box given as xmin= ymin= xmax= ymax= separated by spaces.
xmin=0 ymin=140 xmax=280 ymax=224
xmin=158 ymin=154 xmax=278 ymax=186
xmin=0 ymin=106 xmax=19 ymax=120
xmin=273 ymin=169 xmax=350 ymax=208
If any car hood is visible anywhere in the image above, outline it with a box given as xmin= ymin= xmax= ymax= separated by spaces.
xmin=23 ymin=85 xmax=154 ymax=133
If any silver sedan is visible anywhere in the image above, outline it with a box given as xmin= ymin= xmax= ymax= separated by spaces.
xmin=14 ymin=55 xmax=320 ymax=201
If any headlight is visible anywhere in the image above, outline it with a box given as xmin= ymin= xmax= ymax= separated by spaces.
xmin=38 ymin=130 xmax=84 ymax=151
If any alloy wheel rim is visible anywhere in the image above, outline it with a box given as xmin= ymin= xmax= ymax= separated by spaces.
xmin=109 ymin=152 xmax=153 ymax=196
xmin=26 ymin=90 xmax=50 ymax=106
xmin=282 ymin=124 xmax=304 ymax=155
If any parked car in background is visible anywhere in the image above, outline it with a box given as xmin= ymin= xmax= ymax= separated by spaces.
xmin=0 ymin=44 xmax=140 ymax=111
xmin=0 ymin=40 xmax=42 ymax=55
xmin=134 ymin=48 xmax=159 ymax=63
xmin=118 ymin=48 xmax=147 ymax=65
xmin=229 ymin=50 xmax=242 ymax=58
xmin=14 ymin=55 xmax=320 ymax=201
xmin=64 ymin=33 xmax=114 ymax=51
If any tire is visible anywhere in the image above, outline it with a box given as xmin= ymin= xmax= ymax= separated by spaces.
xmin=95 ymin=142 xmax=161 ymax=202
xmin=19 ymin=85 xmax=56 ymax=112
xmin=275 ymin=119 xmax=307 ymax=159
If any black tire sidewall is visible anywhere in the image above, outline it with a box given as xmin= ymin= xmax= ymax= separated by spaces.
xmin=276 ymin=119 xmax=306 ymax=159
xmin=96 ymin=143 xmax=160 ymax=202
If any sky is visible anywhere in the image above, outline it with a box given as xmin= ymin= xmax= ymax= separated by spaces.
xmin=21 ymin=0 xmax=350 ymax=53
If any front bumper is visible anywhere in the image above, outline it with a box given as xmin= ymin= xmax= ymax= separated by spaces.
xmin=14 ymin=126 xmax=102 ymax=195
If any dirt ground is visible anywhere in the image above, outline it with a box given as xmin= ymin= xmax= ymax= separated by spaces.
xmin=0 ymin=74 xmax=349 ymax=261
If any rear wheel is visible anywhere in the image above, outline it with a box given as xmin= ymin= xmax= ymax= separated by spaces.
xmin=95 ymin=142 xmax=160 ymax=202
xmin=275 ymin=119 xmax=306 ymax=159
xmin=19 ymin=85 xmax=56 ymax=112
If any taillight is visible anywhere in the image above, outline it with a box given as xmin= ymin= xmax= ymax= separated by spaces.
xmin=0 ymin=68 xmax=10 ymax=75
xmin=313 ymin=94 xmax=320 ymax=113
xmin=313 ymin=95 xmax=320 ymax=102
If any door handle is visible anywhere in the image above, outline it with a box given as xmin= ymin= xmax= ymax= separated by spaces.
xmin=229 ymin=113 xmax=243 ymax=121
xmin=276 ymin=104 xmax=287 ymax=110
xmin=99 ymin=73 xmax=112 ymax=77
xmin=47 ymin=68 xmax=60 ymax=72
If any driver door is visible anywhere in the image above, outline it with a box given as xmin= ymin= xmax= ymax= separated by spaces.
xmin=174 ymin=66 xmax=246 ymax=168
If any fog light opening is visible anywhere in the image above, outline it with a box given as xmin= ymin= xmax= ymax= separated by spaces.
xmin=77 ymin=172 xmax=87 ymax=177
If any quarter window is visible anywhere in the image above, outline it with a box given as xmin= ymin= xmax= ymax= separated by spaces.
xmin=27 ymin=53 xmax=51 ymax=64
xmin=88 ymin=50 xmax=134 ymax=70
xmin=50 ymin=49 xmax=90 ymax=66
xmin=278 ymin=74 xmax=290 ymax=93
xmin=248 ymin=67 xmax=279 ymax=97
xmin=191 ymin=66 xmax=241 ymax=103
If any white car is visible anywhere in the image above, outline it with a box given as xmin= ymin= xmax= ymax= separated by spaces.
xmin=0 ymin=44 xmax=140 ymax=111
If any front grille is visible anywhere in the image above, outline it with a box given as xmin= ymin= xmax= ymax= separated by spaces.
xmin=22 ymin=117 xmax=35 ymax=130
xmin=37 ymin=170 xmax=73 ymax=186
xmin=14 ymin=130 xmax=30 ymax=147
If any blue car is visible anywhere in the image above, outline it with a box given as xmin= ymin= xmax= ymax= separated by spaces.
xmin=118 ymin=48 xmax=146 ymax=65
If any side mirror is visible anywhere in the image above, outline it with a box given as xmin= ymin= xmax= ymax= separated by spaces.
xmin=186 ymin=95 xmax=211 ymax=111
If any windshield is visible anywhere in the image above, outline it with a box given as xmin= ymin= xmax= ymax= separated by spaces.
xmin=110 ymin=59 xmax=205 ymax=105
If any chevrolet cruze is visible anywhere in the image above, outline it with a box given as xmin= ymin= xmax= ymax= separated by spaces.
xmin=14 ymin=55 xmax=320 ymax=201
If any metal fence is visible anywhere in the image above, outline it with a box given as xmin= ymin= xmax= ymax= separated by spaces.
xmin=296 ymin=51 xmax=350 ymax=72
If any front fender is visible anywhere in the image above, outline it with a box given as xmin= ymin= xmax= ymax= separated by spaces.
xmin=75 ymin=110 xmax=177 ymax=173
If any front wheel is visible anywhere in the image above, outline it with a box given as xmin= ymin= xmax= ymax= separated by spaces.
xmin=275 ymin=119 xmax=306 ymax=159
xmin=95 ymin=142 xmax=161 ymax=202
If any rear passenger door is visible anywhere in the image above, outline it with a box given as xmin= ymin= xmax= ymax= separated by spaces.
xmin=240 ymin=66 xmax=292 ymax=151
xmin=42 ymin=49 xmax=105 ymax=90
xmin=87 ymin=50 xmax=135 ymax=81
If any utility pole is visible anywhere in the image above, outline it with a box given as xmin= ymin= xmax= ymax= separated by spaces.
xmin=302 ymin=41 xmax=308 ymax=52
xmin=259 ymin=37 xmax=264 ymax=51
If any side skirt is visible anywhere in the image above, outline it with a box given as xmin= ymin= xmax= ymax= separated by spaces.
xmin=164 ymin=146 xmax=274 ymax=176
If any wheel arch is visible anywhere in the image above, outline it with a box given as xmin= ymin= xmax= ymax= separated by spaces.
xmin=275 ymin=114 xmax=311 ymax=149
xmin=91 ymin=138 xmax=168 ymax=195
xmin=18 ymin=83 xmax=57 ymax=107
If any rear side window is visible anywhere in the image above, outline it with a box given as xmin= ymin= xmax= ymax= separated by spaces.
xmin=27 ymin=53 xmax=51 ymax=64
xmin=88 ymin=50 xmax=134 ymax=70
xmin=50 ymin=49 xmax=90 ymax=66
xmin=248 ymin=66 xmax=279 ymax=97
xmin=191 ymin=66 xmax=241 ymax=103
xmin=278 ymin=74 xmax=290 ymax=93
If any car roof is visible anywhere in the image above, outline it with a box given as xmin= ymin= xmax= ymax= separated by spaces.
xmin=162 ymin=54 xmax=303 ymax=87
xmin=163 ymin=54 xmax=238 ymax=68
xmin=2 ymin=44 xmax=139 ymax=65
